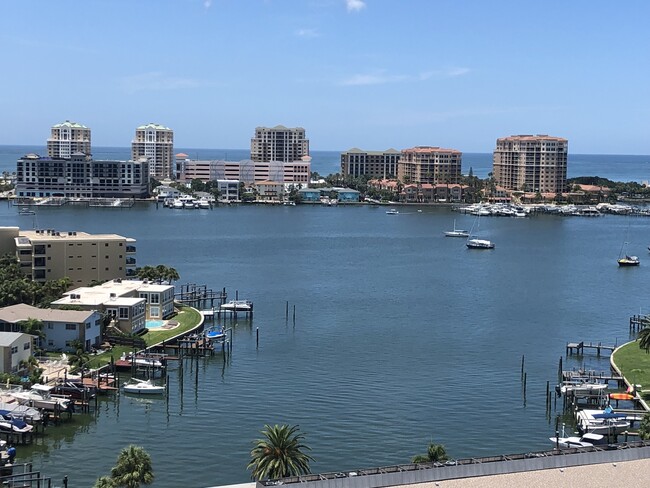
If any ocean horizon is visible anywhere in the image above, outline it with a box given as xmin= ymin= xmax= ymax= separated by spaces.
xmin=1 ymin=144 xmax=649 ymax=182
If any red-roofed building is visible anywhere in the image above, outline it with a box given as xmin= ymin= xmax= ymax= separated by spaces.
xmin=398 ymin=146 xmax=462 ymax=185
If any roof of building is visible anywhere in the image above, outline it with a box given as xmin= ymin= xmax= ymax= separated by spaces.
xmin=0 ymin=332 xmax=30 ymax=347
xmin=498 ymin=134 xmax=568 ymax=142
xmin=402 ymin=146 xmax=462 ymax=154
xmin=0 ymin=304 xmax=96 ymax=324
xmin=175 ymin=153 xmax=189 ymax=158
xmin=18 ymin=230 xmax=131 ymax=242
xmin=343 ymin=148 xmax=400 ymax=154
xmin=136 ymin=123 xmax=172 ymax=131
xmin=52 ymin=120 xmax=88 ymax=129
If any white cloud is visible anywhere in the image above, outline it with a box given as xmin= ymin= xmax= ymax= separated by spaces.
xmin=119 ymin=72 xmax=206 ymax=94
xmin=339 ymin=67 xmax=470 ymax=86
xmin=346 ymin=0 xmax=366 ymax=12
xmin=296 ymin=28 xmax=319 ymax=38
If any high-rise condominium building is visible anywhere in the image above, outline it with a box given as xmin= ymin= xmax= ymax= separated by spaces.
xmin=250 ymin=125 xmax=309 ymax=163
xmin=398 ymin=146 xmax=462 ymax=184
xmin=131 ymin=123 xmax=174 ymax=180
xmin=492 ymin=135 xmax=568 ymax=193
xmin=47 ymin=120 xmax=91 ymax=159
xmin=340 ymin=149 xmax=400 ymax=179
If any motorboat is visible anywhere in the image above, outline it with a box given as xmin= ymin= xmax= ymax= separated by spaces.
xmin=0 ymin=412 xmax=34 ymax=434
xmin=466 ymin=238 xmax=495 ymax=249
xmin=122 ymin=378 xmax=165 ymax=395
xmin=386 ymin=208 xmax=399 ymax=215
xmin=18 ymin=208 xmax=36 ymax=216
xmin=0 ymin=402 xmax=41 ymax=422
xmin=197 ymin=198 xmax=211 ymax=209
xmin=577 ymin=408 xmax=631 ymax=435
xmin=559 ymin=380 xmax=608 ymax=396
xmin=220 ymin=300 xmax=253 ymax=312
xmin=120 ymin=353 xmax=163 ymax=368
xmin=444 ymin=220 xmax=469 ymax=238
xmin=205 ymin=326 xmax=226 ymax=342
xmin=617 ymin=255 xmax=640 ymax=267
xmin=549 ymin=432 xmax=606 ymax=449
xmin=10 ymin=384 xmax=72 ymax=412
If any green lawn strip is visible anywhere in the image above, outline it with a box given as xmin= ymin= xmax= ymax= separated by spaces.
xmin=86 ymin=306 xmax=203 ymax=369
xmin=611 ymin=340 xmax=650 ymax=395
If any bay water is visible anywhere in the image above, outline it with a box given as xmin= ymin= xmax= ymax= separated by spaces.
xmin=0 ymin=201 xmax=649 ymax=487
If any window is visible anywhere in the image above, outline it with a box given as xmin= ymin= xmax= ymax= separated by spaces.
xmin=119 ymin=307 xmax=129 ymax=319
xmin=23 ymin=342 xmax=30 ymax=350
xmin=11 ymin=346 xmax=17 ymax=354
xmin=66 ymin=324 xmax=76 ymax=330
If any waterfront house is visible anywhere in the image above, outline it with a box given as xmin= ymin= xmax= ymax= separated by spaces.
xmin=297 ymin=188 xmax=321 ymax=202
xmin=0 ymin=303 xmax=101 ymax=352
xmin=335 ymin=189 xmax=360 ymax=203
xmin=254 ymin=181 xmax=285 ymax=201
xmin=0 ymin=332 xmax=33 ymax=374
xmin=51 ymin=279 xmax=175 ymax=334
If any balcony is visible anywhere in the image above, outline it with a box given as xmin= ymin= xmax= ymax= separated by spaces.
xmin=126 ymin=257 xmax=136 ymax=266
xmin=126 ymin=246 xmax=137 ymax=254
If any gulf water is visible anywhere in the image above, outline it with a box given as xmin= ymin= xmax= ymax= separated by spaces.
xmin=0 ymin=146 xmax=650 ymax=487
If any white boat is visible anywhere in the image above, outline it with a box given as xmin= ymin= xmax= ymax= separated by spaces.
xmin=205 ymin=326 xmax=226 ymax=342
xmin=549 ymin=432 xmax=606 ymax=449
xmin=120 ymin=353 xmax=163 ymax=368
xmin=577 ymin=408 xmax=631 ymax=435
xmin=122 ymin=378 xmax=165 ymax=395
xmin=466 ymin=212 xmax=494 ymax=249
xmin=172 ymin=199 xmax=185 ymax=209
xmin=559 ymin=381 xmax=608 ymax=396
xmin=386 ymin=208 xmax=399 ymax=215
xmin=10 ymin=384 xmax=72 ymax=412
xmin=220 ymin=300 xmax=253 ymax=312
xmin=0 ymin=413 xmax=33 ymax=434
xmin=197 ymin=198 xmax=211 ymax=209
xmin=444 ymin=220 xmax=469 ymax=238
xmin=466 ymin=238 xmax=495 ymax=249
xmin=0 ymin=402 xmax=41 ymax=422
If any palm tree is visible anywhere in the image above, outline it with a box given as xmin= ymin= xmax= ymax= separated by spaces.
xmin=67 ymin=340 xmax=90 ymax=369
xmin=411 ymin=442 xmax=449 ymax=464
xmin=639 ymin=412 xmax=650 ymax=440
xmin=18 ymin=318 xmax=45 ymax=349
xmin=93 ymin=476 xmax=115 ymax=488
xmin=247 ymin=424 xmax=314 ymax=481
xmin=163 ymin=267 xmax=180 ymax=285
xmin=638 ymin=324 xmax=650 ymax=352
xmin=109 ymin=445 xmax=154 ymax=488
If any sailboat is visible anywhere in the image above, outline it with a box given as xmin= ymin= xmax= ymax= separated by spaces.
xmin=617 ymin=220 xmax=639 ymax=266
xmin=466 ymin=210 xmax=494 ymax=249
xmin=444 ymin=220 xmax=469 ymax=237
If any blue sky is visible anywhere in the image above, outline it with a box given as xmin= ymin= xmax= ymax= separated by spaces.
xmin=1 ymin=0 xmax=649 ymax=154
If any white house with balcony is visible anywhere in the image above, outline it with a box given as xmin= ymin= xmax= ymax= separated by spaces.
xmin=0 ymin=332 xmax=34 ymax=374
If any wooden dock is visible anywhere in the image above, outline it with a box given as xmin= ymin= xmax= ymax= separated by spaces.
xmin=566 ymin=341 xmax=617 ymax=356
xmin=630 ymin=314 xmax=649 ymax=332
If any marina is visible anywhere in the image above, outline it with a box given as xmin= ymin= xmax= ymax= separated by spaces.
xmin=1 ymin=201 xmax=650 ymax=486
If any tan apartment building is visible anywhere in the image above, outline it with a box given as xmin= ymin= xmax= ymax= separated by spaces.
xmin=178 ymin=158 xmax=311 ymax=186
xmin=340 ymin=148 xmax=400 ymax=179
xmin=131 ymin=123 xmax=174 ymax=180
xmin=398 ymin=146 xmax=462 ymax=184
xmin=492 ymin=134 xmax=568 ymax=193
xmin=47 ymin=120 xmax=91 ymax=159
xmin=1 ymin=227 xmax=137 ymax=285
xmin=250 ymin=125 xmax=309 ymax=163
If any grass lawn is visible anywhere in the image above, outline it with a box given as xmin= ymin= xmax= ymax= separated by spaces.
xmin=86 ymin=306 xmax=203 ymax=369
xmin=612 ymin=340 xmax=650 ymax=394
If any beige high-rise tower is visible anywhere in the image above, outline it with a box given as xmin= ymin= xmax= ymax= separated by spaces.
xmin=250 ymin=125 xmax=309 ymax=163
xmin=493 ymin=134 xmax=568 ymax=193
xmin=47 ymin=121 xmax=91 ymax=159
xmin=131 ymin=123 xmax=174 ymax=180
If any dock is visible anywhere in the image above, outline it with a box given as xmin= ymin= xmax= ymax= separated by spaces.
xmin=566 ymin=341 xmax=617 ymax=356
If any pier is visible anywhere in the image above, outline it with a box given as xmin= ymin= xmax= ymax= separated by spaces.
xmin=566 ymin=341 xmax=617 ymax=356
xmin=630 ymin=314 xmax=649 ymax=332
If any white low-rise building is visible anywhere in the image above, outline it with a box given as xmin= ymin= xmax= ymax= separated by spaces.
xmin=0 ymin=332 xmax=34 ymax=374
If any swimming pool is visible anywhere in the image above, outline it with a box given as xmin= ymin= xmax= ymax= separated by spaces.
xmin=145 ymin=320 xmax=164 ymax=329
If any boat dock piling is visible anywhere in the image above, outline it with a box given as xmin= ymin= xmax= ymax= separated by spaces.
xmin=566 ymin=341 xmax=617 ymax=356
xmin=630 ymin=314 xmax=649 ymax=332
